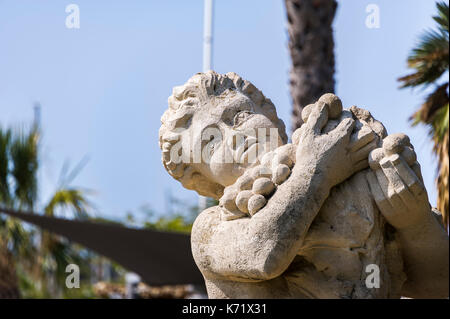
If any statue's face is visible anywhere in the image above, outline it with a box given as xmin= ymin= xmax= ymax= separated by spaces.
xmin=187 ymin=90 xmax=284 ymax=187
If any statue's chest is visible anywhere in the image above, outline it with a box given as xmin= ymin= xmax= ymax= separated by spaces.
xmin=302 ymin=171 xmax=380 ymax=253
xmin=283 ymin=171 xmax=390 ymax=298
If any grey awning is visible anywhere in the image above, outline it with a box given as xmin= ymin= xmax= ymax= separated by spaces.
xmin=0 ymin=208 xmax=204 ymax=286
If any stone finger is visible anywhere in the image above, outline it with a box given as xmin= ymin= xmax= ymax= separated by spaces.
xmin=330 ymin=117 xmax=355 ymax=140
xmin=366 ymin=171 xmax=395 ymax=218
xmin=389 ymin=154 xmax=425 ymax=198
xmin=352 ymin=140 xmax=378 ymax=163
xmin=301 ymin=104 xmax=315 ymax=123
xmin=305 ymin=102 xmax=329 ymax=135
xmin=318 ymin=93 xmax=343 ymax=119
xmin=349 ymin=125 xmax=376 ymax=152
xmin=375 ymin=167 xmax=403 ymax=209
xmin=411 ymin=162 xmax=424 ymax=184
xmin=382 ymin=133 xmax=410 ymax=156
xmin=353 ymin=159 xmax=369 ymax=172
xmin=380 ymin=157 xmax=410 ymax=208
xmin=401 ymin=146 xmax=416 ymax=166
xmin=368 ymin=148 xmax=384 ymax=170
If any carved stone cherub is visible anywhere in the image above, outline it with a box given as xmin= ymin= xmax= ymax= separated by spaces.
xmin=159 ymin=71 xmax=448 ymax=299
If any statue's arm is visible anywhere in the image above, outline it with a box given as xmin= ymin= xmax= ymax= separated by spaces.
xmin=396 ymin=210 xmax=449 ymax=298
xmin=192 ymin=157 xmax=334 ymax=282
xmin=366 ymin=133 xmax=449 ymax=298
xmin=192 ymin=103 xmax=376 ymax=282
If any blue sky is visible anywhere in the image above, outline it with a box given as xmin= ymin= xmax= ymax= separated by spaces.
xmin=0 ymin=0 xmax=441 ymax=221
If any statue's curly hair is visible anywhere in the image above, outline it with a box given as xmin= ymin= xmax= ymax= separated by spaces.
xmin=159 ymin=71 xmax=287 ymax=199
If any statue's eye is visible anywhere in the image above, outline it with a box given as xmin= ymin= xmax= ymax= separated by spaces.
xmin=233 ymin=110 xmax=253 ymax=127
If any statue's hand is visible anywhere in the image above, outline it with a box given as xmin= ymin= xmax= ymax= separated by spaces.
xmin=292 ymin=94 xmax=377 ymax=187
xmin=366 ymin=133 xmax=431 ymax=230
xmin=219 ymin=144 xmax=295 ymax=220
xmin=219 ymin=94 xmax=380 ymax=220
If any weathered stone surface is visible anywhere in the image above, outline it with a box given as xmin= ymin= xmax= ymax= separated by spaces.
xmin=219 ymin=188 xmax=239 ymax=212
xmin=382 ymin=133 xmax=410 ymax=156
xmin=252 ymin=177 xmax=275 ymax=196
xmin=319 ymin=93 xmax=342 ymax=119
xmin=235 ymin=190 xmax=253 ymax=213
xmin=160 ymin=71 xmax=449 ymax=299
xmin=272 ymin=164 xmax=291 ymax=185
xmin=272 ymin=144 xmax=294 ymax=168
xmin=301 ymin=104 xmax=315 ymax=123
xmin=401 ymin=146 xmax=416 ymax=166
xmin=236 ymin=175 xmax=254 ymax=191
xmin=248 ymin=194 xmax=267 ymax=216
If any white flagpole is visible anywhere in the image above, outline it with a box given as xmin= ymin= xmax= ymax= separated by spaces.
xmin=203 ymin=0 xmax=213 ymax=72
xmin=199 ymin=0 xmax=214 ymax=212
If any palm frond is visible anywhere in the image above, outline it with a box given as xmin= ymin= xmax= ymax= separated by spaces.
xmin=1 ymin=118 xmax=96 ymax=296
xmin=399 ymin=1 xmax=449 ymax=228
xmin=433 ymin=101 xmax=449 ymax=141
xmin=399 ymin=2 xmax=449 ymax=88
xmin=0 ymin=242 xmax=20 ymax=298
xmin=57 ymin=156 xmax=90 ymax=189
xmin=434 ymin=1 xmax=449 ymax=31
xmin=40 ymin=238 xmax=85 ymax=281
xmin=41 ymin=186 xmax=93 ymax=284
xmin=4 ymin=218 xmax=37 ymax=260
xmin=436 ymin=129 xmax=449 ymax=226
xmin=399 ymin=30 xmax=449 ymax=88
xmin=411 ymin=83 xmax=449 ymax=128
xmin=44 ymin=188 xmax=92 ymax=219
xmin=9 ymin=126 xmax=39 ymax=210
xmin=0 ymin=127 xmax=11 ymax=205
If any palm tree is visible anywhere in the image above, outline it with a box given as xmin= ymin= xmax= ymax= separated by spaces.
xmin=284 ymin=0 xmax=338 ymax=131
xmin=0 ymin=239 xmax=20 ymax=298
xmin=398 ymin=1 xmax=449 ymax=228
xmin=0 ymin=124 xmax=93 ymax=297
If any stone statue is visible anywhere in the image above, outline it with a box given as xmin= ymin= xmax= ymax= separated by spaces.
xmin=159 ymin=71 xmax=449 ymax=299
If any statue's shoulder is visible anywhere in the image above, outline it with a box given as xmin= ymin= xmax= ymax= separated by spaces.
xmin=191 ymin=206 xmax=221 ymax=244
xmin=190 ymin=206 xmax=222 ymax=274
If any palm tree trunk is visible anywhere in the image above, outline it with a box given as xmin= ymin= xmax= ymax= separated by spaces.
xmin=285 ymin=0 xmax=337 ymax=131
xmin=0 ymin=242 xmax=20 ymax=299
xmin=436 ymin=129 xmax=449 ymax=228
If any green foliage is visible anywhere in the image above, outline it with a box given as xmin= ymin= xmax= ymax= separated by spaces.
xmin=398 ymin=1 xmax=450 ymax=227
xmin=1 ymin=118 xmax=219 ymax=298
xmin=17 ymin=269 xmax=51 ymax=299
xmin=399 ymin=1 xmax=449 ymax=140
xmin=138 ymin=197 xmax=217 ymax=234
xmin=399 ymin=2 xmax=449 ymax=89
xmin=61 ymin=285 xmax=96 ymax=299
xmin=434 ymin=103 xmax=450 ymax=141
xmin=0 ymin=125 xmax=39 ymax=210
xmin=10 ymin=128 xmax=39 ymax=210
xmin=45 ymin=188 xmax=92 ymax=219
xmin=0 ymin=122 xmax=97 ymax=298
xmin=0 ymin=127 xmax=11 ymax=205
xmin=17 ymin=266 xmax=96 ymax=299
xmin=143 ymin=215 xmax=193 ymax=233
